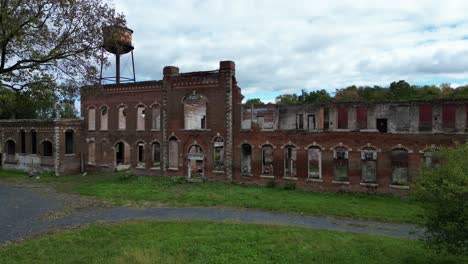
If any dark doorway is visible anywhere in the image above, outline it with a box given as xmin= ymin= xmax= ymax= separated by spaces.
xmin=115 ymin=142 xmax=124 ymax=164
xmin=376 ymin=118 xmax=387 ymax=133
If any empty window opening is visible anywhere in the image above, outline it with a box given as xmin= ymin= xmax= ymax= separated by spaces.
xmin=137 ymin=142 xmax=145 ymax=167
xmin=30 ymin=130 xmax=37 ymax=154
xmin=137 ymin=105 xmax=146 ymax=131
xmin=337 ymin=107 xmax=348 ymax=129
xmin=168 ymin=137 xmax=179 ymax=169
xmin=296 ymin=114 xmax=304 ymax=130
xmin=262 ymin=145 xmax=274 ymax=176
xmin=188 ymin=145 xmax=204 ymax=178
xmin=88 ymin=107 xmax=96 ymax=130
xmin=284 ymin=145 xmax=297 ymax=177
xmin=308 ymin=147 xmax=321 ymax=179
xmin=419 ymin=104 xmax=432 ymax=131
xmin=391 ymin=148 xmax=409 ymax=185
xmin=323 ymin=108 xmax=330 ymax=130
xmin=257 ymin=116 xmax=265 ymax=129
xmin=88 ymin=142 xmax=96 ymax=164
xmin=307 ymin=115 xmax=316 ymax=132
xmin=118 ymin=106 xmax=127 ymax=130
xmin=42 ymin=141 xmax=52 ymax=157
xmin=423 ymin=151 xmax=441 ymax=168
xmin=356 ymin=106 xmax=368 ymax=129
xmin=152 ymin=142 xmax=161 ymax=168
xmin=184 ymin=94 xmax=207 ymax=130
xmin=334 ymin=147 xmax=348 ymax=182
xmin=19 ymin=130 xmax=26 ymax=154
xmin=65 ymin=129 xmax=74 ymax=154
xmin=6 ymin=140 xmax=15 ymax=155
xmin=100 ymin=106 xmax=108 ymax=131
xmin=361 ymin=147 xmax=377 ymax=183
xmin=152 ymin=105 xmax=161 ymax=130
xmin=241 ymin=144 xmax=252 ymax=175
xmin=213 ymin=137 xmax=224 ymax=169
xmin=376 ymin=118 xmax=387 ymax=133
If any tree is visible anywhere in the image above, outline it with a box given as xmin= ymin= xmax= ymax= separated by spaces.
xmin=389 ymin=80 xmax=413 ymax=100
xmin=275 ymin=93 xmax=301 ymax=105
xmin=304 ymin=89 xmax=332 ymax=103
xmin=245 ymin=98 xmax=264 ymax=105
xmin=334 ymin=86 xmax=361 ymax=102
xmin=0 ymin=0 xmax=125 ymax=91
xmin=414 ymin=144 xmax=468 ymax=255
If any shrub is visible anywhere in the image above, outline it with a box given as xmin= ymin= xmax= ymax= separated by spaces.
xmin=283 ymin=181 xmax=296 ymax=190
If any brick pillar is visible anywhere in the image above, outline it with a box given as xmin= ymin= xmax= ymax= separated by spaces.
xmin=162 ymin=66 xmax=179 ymax=172
xmin=220 ymin=61 xmax=235 ymax=182
xmin=53 ymin=125 xmax=60 ymax=176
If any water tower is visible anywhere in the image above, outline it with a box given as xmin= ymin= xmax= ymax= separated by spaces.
xmin=100 ymin=25 xmax=136 ymax=84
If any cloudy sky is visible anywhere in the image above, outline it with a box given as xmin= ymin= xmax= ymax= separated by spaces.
xmin=109 ymin=0 xmax=468 ymax=102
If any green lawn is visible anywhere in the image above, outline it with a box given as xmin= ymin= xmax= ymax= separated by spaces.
xmin=0 ymin=169 xmax=424 ymax=224
xmin=0 ymin=221 xmax=464 ymax=264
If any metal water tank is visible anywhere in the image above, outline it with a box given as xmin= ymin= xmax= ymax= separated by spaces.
xmin=102 ymin=25 xmax=134 ymax=55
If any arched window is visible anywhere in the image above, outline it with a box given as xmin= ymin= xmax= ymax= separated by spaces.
xmin=241 ymin=144 xmax=252 ymax=175
xmin=88 ymin=107 xmax=96 ymax=130
xmin=136 ymin=105 xmax=146 ymax=131
xmin=188 ymin=144 xmax=204 ymax=178
xmin=391 ymin=148 xmax=409 ymax=185
xmin=19 ymin=130 xmax=26 ymax=154
xmin=213 ymin=137 xmax=224 ymax=170
xmin=308 ymin=147 xmax=321 ymax=179
xmin=361 ymin=147 xmax=377 ymax=183
xmin=42 ymin=141 xmax=53 ymax=157
xmin=88 ymin=142 xmax=96 ymax=164
xmin=333 ymin=147 xmax=349 ymax=182
xmin=65 ymin=129 xmax=74 ymax=154
xmin=100 ymin=106 xmax=108 ymax=131
xmin=183 ymin=94 xmax=207 ymax=130
xmin=423 ymin=150 xmax=441 ymax=167
xmin=6 ymin=140 xmax=15 ymax=155
xmin=168 ymin=136 xmax=178 ymax=169
xmin=152 ymin=142 xmax=161 ymax=168
xmin=152 ymin=105 xmax=161 ymax=131
xmin=137 ymin=141 xmax=145 ymax=167
xmin=261 ymin=145 xmax=274 ymax=176
xmin=118 ymin=106 xmax=127 ymax=130
xmin=30 ymin=129 xmax=37 ymax=154
xmin=284 ymin=145 xmax=296 ymax=177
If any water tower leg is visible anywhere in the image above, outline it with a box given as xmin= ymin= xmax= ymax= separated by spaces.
xmin=116 ymin=54 xmax=121 ymax=84
xmin=131 ymin=51 xmax=136 ymax=82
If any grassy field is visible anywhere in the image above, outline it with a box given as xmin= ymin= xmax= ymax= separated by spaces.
xmin=0 ymin=220 xmax=464 ymax=264
xmin=0 ymin=169 xmax=424 ymax=224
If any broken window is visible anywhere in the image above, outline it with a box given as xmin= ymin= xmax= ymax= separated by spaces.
xmin=308 ymin=147 xmax=321 ymax=179
xmin=6 ymin=140 xmax=15 ymax=155
xmin=100 ymin=106 xmax=108 ymax=131
xmin=262 ymin=145 xmax=274 ymax=176
xmin=307 ymin=115 xmax=316 ymax=132
xmin=168 ymin=137 xmax=178 ymax=169
xmin=423 ymin=151 xmax=441 ymax=167
xmin=65 ymin=129 xmax=74 ymax=154
xmin=337 ymin=107 xmax=348 ymax=129
xmin=284 ymin=145 xmax=297 ymax=177
xmin=88 ymin=142 xmax=96 ymax=164
xmin=137 ymin=142 xmax=145 ymax=166
xmin=88 ymin=107 xmax=96 ymax=130
xmin=152 ymin=105 xmax=161 ymax=131
xmin=356 ymin=106 xmax=368 ymax=129
xmin=361 ymin=147 xmax=377 ymax=183
xmin=30 ymin=130 xmax=37 ymax=154
xmin=188 ymin=145 xmax=204 ymax=178
xmin=213 ymin=137 xmax=224 ymax=169
xmin=296 ymin=114 xmax=304 ymax=130
xmin=257 ymin=116 xmax=264 ymax=129
xmin=152 ymin=142 xmax=161 ymax=168
xmin=391 ymin=148 xmax=409 ymax=185
xmin=333 ymin=147 xmax=348 ymax=181
xmin=419 ymin=104 xmax=432 ymax=131
xmin=118 ymin=106 xmax=127 ymax=130
xmin=42 ymin=141 xmax=52 ymax=157
xmin=137 ymin=105 xmax=146 ymax=131
xmin=442 ymin=104 xmax=456 ymax=130
xmin=184 ymin=94 xmax=207 ymax=130
xmin=241 ymin=144 xmax=252 ymax=175
xmin=19 ymin=130 xmax=26 ymax=154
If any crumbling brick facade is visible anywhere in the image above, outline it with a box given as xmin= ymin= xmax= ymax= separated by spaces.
xmin=1 ymin=60 xmax=467 ymax=194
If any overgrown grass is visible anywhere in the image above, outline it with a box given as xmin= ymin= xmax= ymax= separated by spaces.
xmin=0 ymin=170 xmax=424 ymax=224
xmin=0 ymin=221 xmax=464 ymax=264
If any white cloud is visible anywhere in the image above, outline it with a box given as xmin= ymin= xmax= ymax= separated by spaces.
xmin=111 ymin=0 xmax=468 ymax=100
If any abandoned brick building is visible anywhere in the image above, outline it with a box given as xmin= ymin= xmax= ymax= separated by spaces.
xmin=1 ymin=60 xmax=467 ymax=194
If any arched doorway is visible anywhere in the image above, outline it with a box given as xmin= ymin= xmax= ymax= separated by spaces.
xmin=115 ymin=141 xmax=130 ymax=165
xmin=188 ymin=144 xmax=204 ymax=179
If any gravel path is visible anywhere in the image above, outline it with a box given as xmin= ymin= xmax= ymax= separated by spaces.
xmin=0 ymin=183 xmax=424 ymax=244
